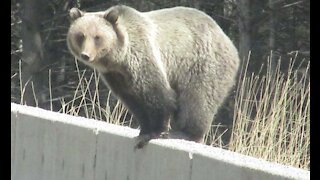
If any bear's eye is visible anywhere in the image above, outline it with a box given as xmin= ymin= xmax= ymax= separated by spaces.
xmin=94 ymin=35 xmax=102 ymax=45
xmin=75 ymin=32 xmax=85 ymax=45
xmin=94 ymin=35 xmax=101 ymax=41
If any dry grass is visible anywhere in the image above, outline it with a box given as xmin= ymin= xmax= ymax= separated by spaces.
xmin=204 ymin=123 xmax=229 ymax=148
xmin=229 ymin=52 xmax=310 ymax=170
xmin=57 ymin=59 xmax=133 ymax=126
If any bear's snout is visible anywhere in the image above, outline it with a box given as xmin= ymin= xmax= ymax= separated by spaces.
xmin=80 ymin=52 xmax=90 ymax=61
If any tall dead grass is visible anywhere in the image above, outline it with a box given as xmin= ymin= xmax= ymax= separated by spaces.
xmin=57 ymin=59 xmax=133 ymax=126
xmin=229 ymin=52 xmax=310 ymax=170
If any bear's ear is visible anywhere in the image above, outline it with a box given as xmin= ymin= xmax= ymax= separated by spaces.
xmin=103 ymin=9 xmax=119 ymax=25
xmin=69 ymin=8 xmax=84 ymax=21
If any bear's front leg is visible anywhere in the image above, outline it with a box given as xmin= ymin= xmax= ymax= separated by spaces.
xmin=135 ymin=131 xmax=170 ymax=149
xmin=119 ymin=90 xmax=174 ymax=149
xmin=100 ymin=71 xmax=176 ymax=149
xmin=133 ymin=78 xmax=176 ymax=149
xmin=121 ymin=90 xmax=173 ymax=149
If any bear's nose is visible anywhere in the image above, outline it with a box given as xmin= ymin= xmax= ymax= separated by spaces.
xmin=80 ymin=53 xmax=90 ymax=61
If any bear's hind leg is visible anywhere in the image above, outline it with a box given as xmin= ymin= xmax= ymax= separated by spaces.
xmin=173 ymin=83 xmax=220 ymax=143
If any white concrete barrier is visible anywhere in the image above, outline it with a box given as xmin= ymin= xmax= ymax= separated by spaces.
xmin=11 ymin=103 xmax=310 ymax=180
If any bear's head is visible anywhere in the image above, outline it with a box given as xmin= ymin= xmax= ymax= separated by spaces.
xmin=67 ymin=7 xmax=126 ymax=70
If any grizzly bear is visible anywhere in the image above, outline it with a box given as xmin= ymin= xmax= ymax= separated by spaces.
xmin=67 ymin=5 xmax=240 ymax=149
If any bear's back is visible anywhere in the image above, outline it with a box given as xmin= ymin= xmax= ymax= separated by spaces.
xmin=144 ymin=7 xmax=219 ymax=48
xmin=142 ymin=7 xmax=236 ymax=59
xmin=144 ymin=6 xmax=214 ymax=28
xmin=141 ymin=7 xmax=238 ymax=82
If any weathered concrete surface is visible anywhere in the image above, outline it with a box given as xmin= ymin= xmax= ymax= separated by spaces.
xmin=11 ymin=103 xmax=98 ymax=180
xmin=190 ymin=145 xmax=309 ymax=180
xmin=11 ymin=103 xmax=310 ymax=180
xmin=11 ymin=106 xmax=17 ymax=176
xmin=94 ymin=124 xmax=192 ymax=180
